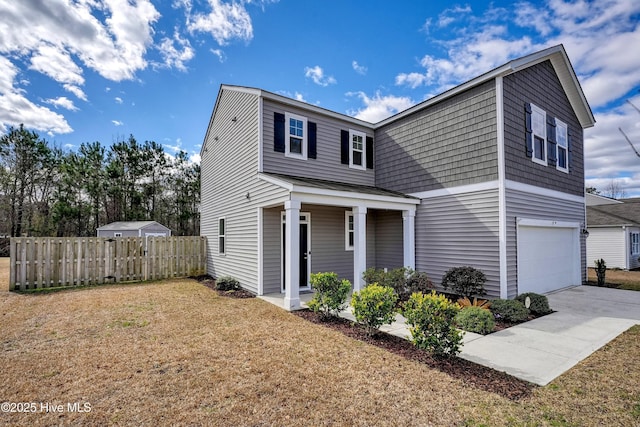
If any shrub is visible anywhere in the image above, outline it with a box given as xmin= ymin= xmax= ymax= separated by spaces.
xmin=490 ymin=299 xmax=529 ymax=323
xmin=516 ymin=292 xmax=552 ymax=315
xmin=402 ymin=291 xmax=463 ymax=357
xmin=455 ymin=306 xmax=496 ymax=335
xmin=362 ymin=267 xmax=433 ymax=302
xmin=350 ymin=284 xmax=398 ymax=336
xmin=216 ymin=276 xmax=241 ymax=291
xmin=457 ymin=296 xmax=491 ymax=311
xmin=595 ymin=258 xmax=607 ymax=286
xmin=307 ymin=272 xmax=351 ymax=319
xmin=441 ymin=266 xmax=487 ymax=298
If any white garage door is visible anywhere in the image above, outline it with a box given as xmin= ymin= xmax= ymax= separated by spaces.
xmin=518 ymin=224 xmax=581 ymax=295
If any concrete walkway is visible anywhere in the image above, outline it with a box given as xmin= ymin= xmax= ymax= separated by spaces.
xmin=261 ymin=286 xmax=640 ymax=386
xmin=445 ymin=286 xmax=640 ymax=386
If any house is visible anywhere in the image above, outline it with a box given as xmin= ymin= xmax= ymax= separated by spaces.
xmin=200 ymin=44 xmax=595 ymax=310
xmin=97 ymin=221 xmax=172 ymax=238
xmin=586 ymin=197 xmax=640 ymax=270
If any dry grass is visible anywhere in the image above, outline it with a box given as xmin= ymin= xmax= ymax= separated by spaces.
xmin=587 ymin=267 xmax=640 ymax=291
xmin=1 ymin=279 xmax=638 ymax=426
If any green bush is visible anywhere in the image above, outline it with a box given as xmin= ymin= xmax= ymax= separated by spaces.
xmin=350 ymin=284 xmax=398 ymax=336
xmin=441 ymin=266 xmax=487 ymax=298
xmin=362 ymin=267 xmax=433 ymax=302
xmin=402 ymin=291 xmax=463 ymax=357
xmin=490 ymin=299 xmax=529 ymax=323
xmin=455 ymin=306 xmax=496 ymax=335
xmin=307 ymin=272 xmax=351 ymax=319
xmin=216 ymin=276 xmax=241 ymax=291
xmin=516 ymin=292 xmax=552 ymax=315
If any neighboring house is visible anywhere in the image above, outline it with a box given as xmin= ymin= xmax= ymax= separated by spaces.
xmin=586 ymin=198 xmax=640 ymax=270
xmin=97 ymin=221 xmax=172 ymax=238
xmin=200 ymin=44 xmax=595 ymax=310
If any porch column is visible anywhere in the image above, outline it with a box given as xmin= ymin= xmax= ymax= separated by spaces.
xmin=403 ymin=209 xmax=416 ymax=270
xmin=353 ymin=206 xmax=367 ymax=292
xmin=284 ymin=200 xmax=301 ymax=310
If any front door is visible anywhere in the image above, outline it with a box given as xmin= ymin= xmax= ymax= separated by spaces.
xmin=281 ymin=212 xmax=311 ymax=291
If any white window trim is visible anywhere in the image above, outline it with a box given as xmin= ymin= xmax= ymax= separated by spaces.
xmin=555 ymin=119 xmax=569 ymax=173
xmin=349 ymin=129 xmax=366 ymax=170
xmin=345 ymin=211 xmax=354 ymax=251
xmin=284 ymin=112 xmax=307 ymax=160
xmin=632 ymin=232 xmax=640 ymax=255
xmin=218 ymin=217 xmax=226 ymax=255
xmin=531 ymin=103 xmax=547 ymax=166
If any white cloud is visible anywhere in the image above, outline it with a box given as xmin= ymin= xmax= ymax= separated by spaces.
xmin=63 ymin=84 xmax=87 ymax=101
xmin=44 ymin=96 xmax=79 ymax=111
xmin=304 ymin=65 xmax=337 ymax=87
xmin=189 ymin=153 xmax=201 ymax=164
xmin=437 ymin=4 xmax=472 ymax=28
xmin=29 ymin=43 xmax=85 ymax=86
xmin=352 ymin=61 xmax=367 ymax=75
xmin=346 ymin=91 xmax=415 ymax=123
xmin=115 ymin=97 xmax=123 ymax=104
xmin=188 ymin=0 xmax=253 ymax=45
xmin=0 ymin=56 xmax=72 ymax=134
xmin=158 ymin=30 xmax=195 ymax=71
xmin=112 ymin=120 xmax=124 ymax=126
xmin=294 ymin=92 xmax=306 ymax=102
xmin=210 ymin=48 xmax=226 ymax=62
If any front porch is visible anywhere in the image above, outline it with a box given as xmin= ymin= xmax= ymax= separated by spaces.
xmin=258 ymin=173 xmax=421 ymax=310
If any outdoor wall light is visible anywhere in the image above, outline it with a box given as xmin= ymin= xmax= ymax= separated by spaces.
xmin=581 ymin=228 xmax=590 ymax=237
xmin=231 ymin=116 xmax=237 ymax=122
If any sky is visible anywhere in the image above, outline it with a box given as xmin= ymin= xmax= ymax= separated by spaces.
xmin=1 ymin=0 xmax=639 ymax=196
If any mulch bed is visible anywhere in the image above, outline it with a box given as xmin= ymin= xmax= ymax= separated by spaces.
xmin=294 ymin=309 xmax=536 ymax=401
xmin=192 ymin=275 xmax=257 ymax=299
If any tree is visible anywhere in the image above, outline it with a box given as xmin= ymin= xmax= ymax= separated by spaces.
xmin=602 ymin=179 xmax=627 ymax=200
xmin=0 ymin=125 xmax=55 ymax=236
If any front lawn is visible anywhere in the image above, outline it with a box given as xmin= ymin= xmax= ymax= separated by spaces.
xmin=587 ymin=267 xmax=640 ymax=291
xmin=0 ymin=279 xmax=638 ymax=426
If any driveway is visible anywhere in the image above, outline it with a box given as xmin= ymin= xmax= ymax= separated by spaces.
xmin=459 ymin=286 xmax=640 ymax=385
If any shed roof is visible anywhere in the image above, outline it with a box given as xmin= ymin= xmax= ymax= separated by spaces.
xmin=97 ymin=221 xmax=170 ymax=231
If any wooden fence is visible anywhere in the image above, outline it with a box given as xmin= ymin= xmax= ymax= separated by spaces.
xmin=10 ymin=236 xmax=207 ymax=291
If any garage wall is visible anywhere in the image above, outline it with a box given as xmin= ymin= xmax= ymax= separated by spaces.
xmin=506 ymin=186 xmax=586 ymax=297
xmin=586 ymin=228 xmax=626 ymax=270
xmin=415 ymin=189 xmax=500 ymax=297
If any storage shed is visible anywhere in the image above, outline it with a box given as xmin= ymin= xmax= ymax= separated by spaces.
xmin=96 ymin=221 xmax=172 ymax=238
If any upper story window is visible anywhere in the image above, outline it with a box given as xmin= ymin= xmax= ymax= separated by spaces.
xmin=556 ymin=119 xmax=569 ymax=173
xmin=350 ymin=130 xmax=366 ymax=170
xmin=273 ymin=112 xmax=316 ymax=160
xmin=531 ymin=104 xmax=547 ymax=166
xmin=285 ymin=112 xmax=307 ymax=159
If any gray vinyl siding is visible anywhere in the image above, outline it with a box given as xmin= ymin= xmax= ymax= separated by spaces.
xmin=505 ymin=188 xmax=586 ymax=297
xmin=97 ymin=230 xmax=138 ymax=237
xmin=262 ymin=207 xmax=282 ymax=294
xmin=373 ymin=210 xmax=403 ymax=269
xmin=586 ymin=228 xmax=626 ymax=270
xmin=503 ymin=60 xmax=584 ymax=197
xmin=375 ymin=80 xmax=498 ymax=193
xmin=200 ymin=88 xmax=289 ymax=293
xmin=415 ymin=190 xmax=501 ymax=297
xmin=262 ymin=99 xmax=375 ymax=186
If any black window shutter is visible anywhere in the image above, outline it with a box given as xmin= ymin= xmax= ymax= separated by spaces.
xmin=340 ymin=130 xmax=349 ymax=164
xmin=524 ymin=103 xmax=533 ymax=158
xmin=274 ymin=112 xmax=285 ymax=153
xmin=308 ymin=122 xmax=317 ymax=159
xmin=567 ymin=128 xmax=573 ymax=172
xmin=366 ymin=136 xmax=374 ymax=169
xmin=547 ymin=116 xmax=557 ymax=166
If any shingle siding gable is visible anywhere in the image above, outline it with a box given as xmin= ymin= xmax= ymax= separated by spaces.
xmin=503 ymin=60 xmax=584 ymax=197
xmin=374 ymin=80 xmax=498 ymax=193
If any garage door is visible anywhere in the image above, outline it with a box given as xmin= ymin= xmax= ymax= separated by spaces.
xmin=517 ymin=224 xmax=581 ymax=295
